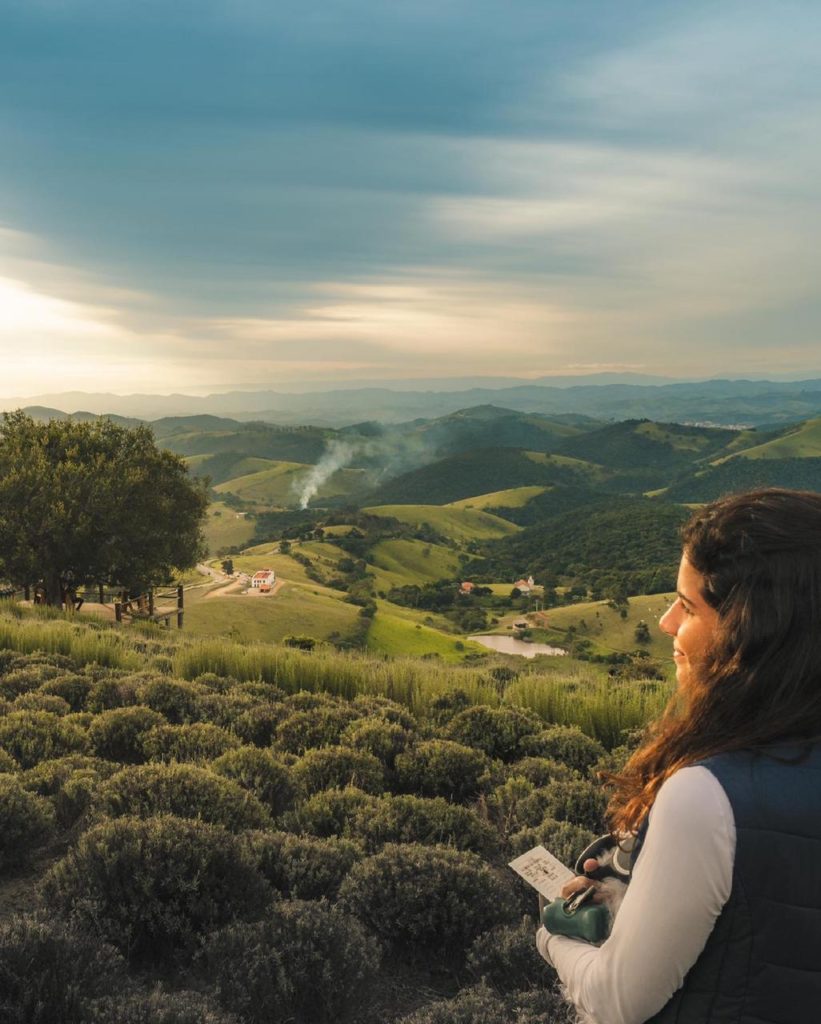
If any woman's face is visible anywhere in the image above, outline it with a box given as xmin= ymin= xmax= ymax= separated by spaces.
xmin=659 ymin=553 xmax=720 ymax=696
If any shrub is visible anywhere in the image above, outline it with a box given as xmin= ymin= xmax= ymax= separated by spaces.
xmin=141 ymin=723 xmax=240 ymax=763
xmin=340 ymin=718 xmax=412 ymax=767
xmin=0 ymin=665 xmax=60 ymax=701
xmin=466 ymin=920 xmax=546 ymax=993
xmin=519 ymin=726 xmax=606 ymax=773
xmin=482 ymin=777 xmax=540 ymax=836
xmin=231 ymin=703 xmax=285 ymax=746
xmin=23 ymin=754 xmax=119 ymax=829
xmin=39 ymin=674 xmax=92 ymax=712
xmin=0 ymin=710 xmax=88 ymax=768
xmin=42 ymin=815 xmax=270 ymax=962
xmin=518 ymin=779 xmax=607 ymax=833
xmin=87 ymin=706 xmax=165 ymax=763
xmin=507 ymin=988 xmax=577 ymax=1024
xmin=13 ymin=692 xmax=71 ymax=716
xmin=350 ymin=693 xmax=416 ymax=730
xmin=353 ymin=794 xmax=497 ymax=855
xmin=507 ymin=817 xmax=598 ymax=864
xmin=395 ymin=739 xmax=489 ymax=802
xmin=427 ymin=688 xmax=472 ymax=727
xmin=248 ymin=831 xmax=361 ymax=899
xmin=137 ymin=677 xmax=202 ymax=724
xmin=396 ymin=984 xmax=507 ymax=1024
xmin=212 ymin=745 xmax=295 ymax=816
xmin=445 ymin=706 xmax=540 ymax=762
xmin=202 ymin=900 xmax=381 ymax=1024
xmin=292 ymin=745 xmax=385 ymax=795
xmin=338 ymin=843 xmax=513 ymax=958
xmin=282 ymin=786 xmax=376 ymax=838
xmin=93 ymin=763 xmax=272 ymax=831
xmin=0 ymin=747 xmax=20 ymax=772
xmin=504 ymin=756 xmax=577 ymax=787
xmin=0 ymin=776 xmax=56 ymax=870
xmin=275 ymin=706 xmax=359 ymax=755
xmin=0 ymin=914 xmax=123 ymax=1024
xmin=84 ymin=987 xmax=240 ymax=1024
xmin=85 ymin=678 xmax=134 ymax=713
xmin=196 ymin=691 xmax=257 ymax=730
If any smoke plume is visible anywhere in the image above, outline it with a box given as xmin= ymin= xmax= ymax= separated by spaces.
xmin=296 ymin=439 xmax=357 ymax=509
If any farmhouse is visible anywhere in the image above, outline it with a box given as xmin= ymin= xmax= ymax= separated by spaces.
xmin=513 ymin=575 xmax=535 ymax=594
xmin=459 ymin=581 xmax=475 ymax=595
xmin=251 ymin=569 xmax=276 ymax=593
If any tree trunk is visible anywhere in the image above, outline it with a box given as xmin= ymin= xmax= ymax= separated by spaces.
xmin=42 ymin=570 xmax=63 ymax=607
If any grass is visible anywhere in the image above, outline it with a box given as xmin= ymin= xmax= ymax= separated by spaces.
xmin=183 ymin=582 xmax=361 ymax=644
xmin=366 ymin=608 xmax=480 ymax=662
xmin=711 ymin=417 xmax=821 ymax=462
xmin=369 ymin=539 xmax=462 ymax=590
xmin=447 ymin=486 xmax=548 ymax=511
xmin=203 ymin=501 xmax=257 ymax=554
xmin=208 ymin=550 xmax=318 ymax=586
xmin=523 ymin=451 xmax=609 ymax=481
xmin=215 ymin=462 xmax=368 ymax=504
xmin=364 ymin=504 xmax=519 ymax=543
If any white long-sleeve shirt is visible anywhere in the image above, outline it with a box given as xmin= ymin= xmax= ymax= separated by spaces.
xmin=536 ymin=766 xmax=736 ymax=1024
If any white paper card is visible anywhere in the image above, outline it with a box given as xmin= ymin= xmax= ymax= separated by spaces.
xmin=508 ymin=845 xmax=575 ymax=901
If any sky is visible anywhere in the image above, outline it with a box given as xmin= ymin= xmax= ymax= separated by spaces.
xmin=1 ymin=0 xmax=820 ymax=396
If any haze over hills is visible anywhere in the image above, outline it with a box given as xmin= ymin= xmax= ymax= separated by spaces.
xmin=7 ymin=376 xmax=821 ymax=427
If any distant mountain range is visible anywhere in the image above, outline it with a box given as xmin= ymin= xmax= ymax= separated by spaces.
xmin=5 ymin=376 xmax=821 ymax=427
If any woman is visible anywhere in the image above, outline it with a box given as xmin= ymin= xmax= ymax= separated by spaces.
xmin=536 ymin=488 xmax=821 ymax=1023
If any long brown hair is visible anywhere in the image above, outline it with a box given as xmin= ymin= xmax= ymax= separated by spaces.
xmin=608 ymin=488 xmax=821 ymax=834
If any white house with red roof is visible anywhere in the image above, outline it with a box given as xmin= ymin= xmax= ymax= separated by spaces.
xmin=251 ymin=569 xmax=276 ymax=592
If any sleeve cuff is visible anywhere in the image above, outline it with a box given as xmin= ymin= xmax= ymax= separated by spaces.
xmin=536 ymin=925 xmax=555 ymax=966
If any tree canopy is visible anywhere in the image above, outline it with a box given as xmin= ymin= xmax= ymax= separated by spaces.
xmin=0 ymin=412 xmax=208 ymax=603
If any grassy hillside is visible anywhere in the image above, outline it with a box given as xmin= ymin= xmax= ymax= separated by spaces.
xmin=203 ymin=501 xmax=257 ymax=554
xmin=712 ymin=417 xmax=821 ymax=461
xmin=364 ymin=504 xmax=519 ymax=544
xmin=448 ymin=486 xmax=548 ymax=510
xmin=215 ymin=462 xmax=368 ymax=505
xmin=663 ymin=457 xmax=821 ymax=501
xmin=369 ymin=539 xmax=462 ymax=591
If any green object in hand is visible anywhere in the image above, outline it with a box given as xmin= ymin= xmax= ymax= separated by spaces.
xmin=541 ymin=887 xmax=611 ymax=944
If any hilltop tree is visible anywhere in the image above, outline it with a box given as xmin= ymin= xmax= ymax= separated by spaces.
xmin=0 ymin=411 xmax=208 ymax=605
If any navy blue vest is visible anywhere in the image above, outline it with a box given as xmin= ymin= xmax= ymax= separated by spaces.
xmin=636 ymin=742 xmax=821 ymax=1024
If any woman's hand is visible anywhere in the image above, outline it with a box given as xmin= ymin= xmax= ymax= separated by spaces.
xmin=560 ymin=858 xmax=603 ymax=902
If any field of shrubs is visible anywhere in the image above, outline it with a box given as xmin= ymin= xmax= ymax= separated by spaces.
xmin=0 ymin=606 xmax=664 ymax=1024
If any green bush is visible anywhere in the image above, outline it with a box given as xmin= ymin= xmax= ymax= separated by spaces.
xmin=275 ymin=705 xmax=359 ymax=755
xmin=395 ymin=739 xmax=489 ymax=802
xmin=338 ymin=843 xmax=513 ymax=959
xmin=93 ymin=763 xmax=272 ymax=831
xmin=427 ymin=688 xmax=472 ymax=728
xmin=350 ymin=693 xmax=416 ymax=730
xmin=396 ymin=984 xmax=507 ymax=1024
xmin=248 ymin=831 xmax=362 ymax=899
xmin=85 ymin=678 xmax=134 ymax=713
xmin=466 ymin=920 xmax=546 ymax=993
xmin=84 ymin=987 xmax=240 ymax=1024
xmin=282 ymin=786 xmax=376 ymax=838
xmin=352 ymin=794 xmax=497 ymax=855
xmin=445 ymin=706 xmax=540 ymax=762
xmin=0 ymin=776 xmax=56 ymax=870
xmin=42 ymin=815 xmax=270 ymax=963
xmin=340 ymin=718 xmax=412 ymax=767
xmin=196 ymin=691 xmax=257 ymax=730
xmin=231 ymin=703 xmax=285 ymax=746
xmin=13 ymin=692 xmax=71 ymax=716
xmin=507 ymin=817 xmax=598 ymax=864
xmin=517 ymin=779 xmax=607 ymax=833
xmin=504 ymin=756 xmax=577 ymax=787
xmin=202 ymin=900 xmax=381 ymax=1024
xmin=0 ymin=665 xmax=60 ymax=701
xmin=22 ymin=754 xmax=119 ymax=829
xmin=137 ymin=677 xmax=203 ymax=724
xmin=0 ymin=710 xmax=89 ymax=768
xmin=0 ymin=914 xmax=123 ymax=1024
xmin=519 ymin=726 xmax=606 ymax=773
xmin=292 ymin=745 xmax=385 ymax=795
xmin=87 ymin=706 xmax=165 ymax=763
xmin=212 ymin=746 xmax=295 ymax=816
xmin=483 ymin=777 xmax=541 ymax=836
xmin=141 ymin=722 xmax=240 ymax=763
xmin=0 ymin=747 xmax=20 ymax=772
xmin=39 ymin=674 xmax=92 ymax=712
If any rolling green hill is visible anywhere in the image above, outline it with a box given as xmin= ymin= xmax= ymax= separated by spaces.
xmin=448 ymin=486 xmax=549 ymax=510
xmin=214 ymin=462 xmax=368 ymax=505
xmin=663 ymin=457 xmax=821 ymax=502
xmin=364 ymin=504 xmax=519 ymax=544
xmin=203 ymin=502 xmax=257 ymax=554
xmin=369 ymin=539 xmax=463 ymax=590
xmin=713 ymin=417 xmax=821 ymax=461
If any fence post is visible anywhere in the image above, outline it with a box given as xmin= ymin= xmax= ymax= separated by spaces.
xmin=177 ymin=585 xmax=184 ymax=629
xmin=148 ymin=588 xmax=155 ymax=617
xmin=98 ymin=583 xmax=104 ymax=605
xmin=24 ymin=585 xmax=30 ymax=602
xmin=114 ymin=601 xmax=122 ymax=623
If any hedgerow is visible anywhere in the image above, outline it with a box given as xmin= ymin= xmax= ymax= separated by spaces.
xmin=42 ymin=815 xmax=271 ymax=963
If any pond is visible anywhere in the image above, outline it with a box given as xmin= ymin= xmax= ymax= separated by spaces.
xmin=470 ymin=634 xmax=568 ymax=659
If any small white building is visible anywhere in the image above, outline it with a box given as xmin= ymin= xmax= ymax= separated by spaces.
xmin=251 ymin=569 xmax=276 ymax=592
xmin=513 ymin=576 xmax=535 ymax=594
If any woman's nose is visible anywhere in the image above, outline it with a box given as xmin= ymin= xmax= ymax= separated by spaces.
xmin=659 ymin=604 xmax=676 ymax=635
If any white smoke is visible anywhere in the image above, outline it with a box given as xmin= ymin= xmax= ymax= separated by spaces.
xmin=296 ymin=440 xmax=357 ymax=509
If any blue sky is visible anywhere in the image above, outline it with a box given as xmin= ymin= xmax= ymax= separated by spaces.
xmin=1 ymin=0 xmax=820 ymax=394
